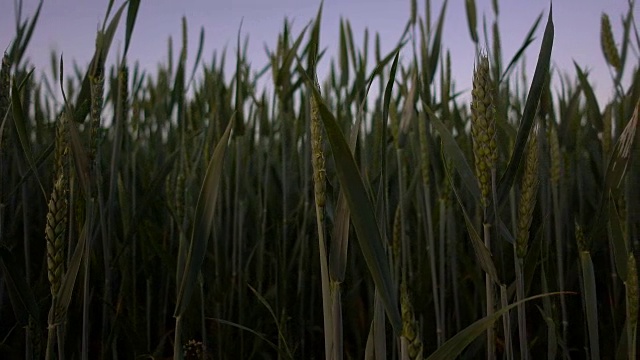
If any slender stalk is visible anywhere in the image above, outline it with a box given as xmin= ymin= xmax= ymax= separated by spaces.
xmin=174 ymin=316 xmax=184 ymax=360
xmin=396 ymin=149 xmax=408 ymax=281
xmin=500 ymin=284 xmax=513 ymax=360
xmin=483 ymin=222 xmax=494 ymax=359
xmin=314 ymin=207 xmax=333 ymax=359
xmin=310 ymin=78 xmax=335 ymax=359
xmin=514 ymin=254 xmax=528 ymax=360
xmin=551 ymin=186 xmax=568 ymax=340
xmin=423 ymin=188 xmax=442 ymax=346
xmin=438 ymin=197 xmax=447 ymax=344
xmin=443 ymin=198 xmax=461 ymax=334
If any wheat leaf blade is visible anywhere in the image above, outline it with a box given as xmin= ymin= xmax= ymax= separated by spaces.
xmin=311 ymin=88 xmax=402 ymax=332
xmin=426 ymin=293 xmax=565 ymax=360
xmin=174 ymin=115 xmax=234 ymax=317
xmin=497 ymin=6 xmax=554 ymax=203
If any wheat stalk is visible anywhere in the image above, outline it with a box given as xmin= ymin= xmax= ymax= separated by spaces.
xmin=626 ymin=254 xmax=638 ymax=359
xmin=1 ymin=53 xmax=11 ymax=152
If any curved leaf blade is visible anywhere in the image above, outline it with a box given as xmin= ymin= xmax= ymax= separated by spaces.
xmin=426 ymin=292 xmax=567 ymax=359
xmin=311 ymin=88 xmax=402 ymax=333
xmin=174 ymin=116 xmax=234 ymax=317
xmin=497 ymin=6 xmax=554 ymax=204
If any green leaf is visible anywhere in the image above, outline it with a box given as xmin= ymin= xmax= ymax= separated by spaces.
xmin=426 ymin=292 xmax=566 ymax=359
xmin=609 ymin=194 xmax=629 ymax=280
xmin=187 ymin=26 xmax=205 ymax=88
xmin=12 ymin=0 xmax=43 ymax=66
xmin=247 ymin=285 xmax=294 ymax=359
xmin=442 ymin=147 xmax=498 ymax=283
xmin=53 ymin=218 xmax=88 ymax=321
xmin=211 ymin=319 xmax=289 ymax=359
xmin=275 ymin=23 xmax=310 ymax=89
xmin=465 ymin=0 xmax=478 ymax=43
xmin=574 ymin=63 xmax=602 ymax=131
xmin=123 ymin=0 xmax=140 ymax=58
xmin=364 ymin=43 xmax=406 ymax=98
xmin=11 ymin=76 xmax=47 ymax=201
xmin=234 ymin=22 xmax=246 ymax=135
xmin=329 ymin=103 xmax=361 ymax=282
xmin=73 ymin=1 xmax=128 ymax=122
xmin=0 ymin=246 xmax=39 ymax=325
xmin=174 ymin=115 xmax=234 ymax=317
xmin=67 ymin=111 xmax=91 ymax=196
xmin=603 ymin=101 xmax=637 ymax=192
xmin=499 ymin=13 xmax=543 ymax=83
xmin=4 ymin=143 xmax=54 ymax=201
xmin=497 ymin=6 xmax=554 ymax=204
xmin=430 ymin=109 xmax=481 ymax=202
xmin=580 ymin=251 xmax=601 ymax=360
xmin=588 ymin=100 xmax=638 ymax=243
xmin=427 ymin=0 xmax=447 ymax=83
xmin=310 ymin=86 xmax=402 ymax=333
xmin=339 ymin=19 xmax=349 ymax=87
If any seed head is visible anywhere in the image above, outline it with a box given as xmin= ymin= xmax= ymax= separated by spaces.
xmin=310 ymin=80 xmax=326 ymax=214
xmin=601 ymin=14 xmax=621 ymax=71
xmin=471 ymin=54 xmax=497 ymax=207
xmin=516 ymin=130 xmax=539 ymax=259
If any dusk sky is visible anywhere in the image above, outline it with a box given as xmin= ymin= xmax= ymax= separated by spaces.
xmin=0 ymin=1 xmax=633 ymax=105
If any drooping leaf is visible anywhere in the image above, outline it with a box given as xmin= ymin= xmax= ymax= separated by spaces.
xmin=442 ymin=146 xmax=498 ymax=283
xmin=430 ymin=108 xmax=481 ymax=202
xmin=426 ymin=293 xmax=567 ymax=359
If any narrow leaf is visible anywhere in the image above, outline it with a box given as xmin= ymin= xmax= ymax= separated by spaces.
xmin=427 ymin=293 xmax=567 ymax=359
xmin=0 ymin=246 xmax=39 ymax=325
xmin=442 ymin=148 xmax=498 ymax=282
xmin=174 ymin=116 xmax=234 ymax=316
xmin=11 ymin=77 xmax=47 ymax=201
xmin=430 ymin=109 xmax=481 ymax=202
xmin=580 ymin=251 xmax=601 ymax=360
xmin=311 ymin=87 xmax=402 ymax=332
xmin=497 ymin=6 xmax=554 ymax=203
xmin=123 ymin=0 xmax=141 ymax=58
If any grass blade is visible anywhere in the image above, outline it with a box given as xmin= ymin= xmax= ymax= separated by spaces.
xmin=123 ymin=0 xmax=140 ymax=59
xmin=580 ymin=251 xmax=600 ymax=360
xmin=73 ymin=1 xmax=128 ymax=122
xmin=174 ymin=115 xmax=234 ymax=317
xmin=426 ymin=293 xmax=566 ymax=359
xmin=11 ymin=76 xmax=47 ymax=201
xmin=0 ymin=246 xmax=39 ymax=325
xmin=430 ymin=109 xmax=481 ymax=202
xmin=442 ymin=146 xmax=498 ymax=283
xmin=311 ymin=86 xmax=402 ymax=333
xmin=497 ymin=6 xmax=553 ymax=204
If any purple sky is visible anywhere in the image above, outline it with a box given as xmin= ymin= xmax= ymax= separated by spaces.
xmin=0 ymin=0 xmax=633 ymax=106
